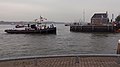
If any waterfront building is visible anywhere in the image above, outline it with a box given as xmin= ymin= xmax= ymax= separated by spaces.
xmin=91 ymin=12 xmax=109 ymax=25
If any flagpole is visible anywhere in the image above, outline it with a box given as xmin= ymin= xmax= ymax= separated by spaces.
xmin=40 ymin=16 xmax=41 ymax=23
xmin=83 ymin=9 xmax=85 ymax=23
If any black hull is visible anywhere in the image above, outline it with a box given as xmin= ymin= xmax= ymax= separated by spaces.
xmin=5 ymin=27 xmax=56 ymax=34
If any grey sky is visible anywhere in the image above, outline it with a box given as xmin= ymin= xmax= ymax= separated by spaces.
xmin=0 ymin=0 xmax=120 ymax=22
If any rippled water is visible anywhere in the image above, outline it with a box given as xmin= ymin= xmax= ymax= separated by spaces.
xmin=0 ymin=24 xmax=120 ymax=58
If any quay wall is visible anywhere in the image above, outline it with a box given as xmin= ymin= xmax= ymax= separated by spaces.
xmin=70 ymin=25 xmax=118 ymax=32
xmin=0 ymin=54 xmax=119 ymax=62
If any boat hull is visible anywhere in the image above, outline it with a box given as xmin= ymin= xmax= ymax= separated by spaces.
xmin=5 ymin=27 xmax=56 ymax=34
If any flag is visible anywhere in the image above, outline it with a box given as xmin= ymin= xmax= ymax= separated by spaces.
xmin=34 ymin=19 xmax=38 ymax=22
xmin=44 ymin=18 xmax=47 ymax=20
xmin=40 ymin=16 xmax=43 ymax=19
xmin=39 ymin=16 xmax=47 ymax=22
xmin=41 ymin=19 xmax=43 ymax=21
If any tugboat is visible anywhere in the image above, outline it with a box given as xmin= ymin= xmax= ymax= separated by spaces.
xmin=5 ymin=16 xmax=56 ymax=34
xmin=5 ymin=24 xmax=56 ymax=34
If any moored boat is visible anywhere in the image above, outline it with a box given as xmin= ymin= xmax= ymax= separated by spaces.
xmin=5 ymin=24 xmax=56 ymax=34
xmin=5 ymin=16 xmax=56 ymax=34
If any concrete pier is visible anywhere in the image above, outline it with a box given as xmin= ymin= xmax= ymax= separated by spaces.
xmin=0 ymin=54 xmax=120 ymax=67
xmin=70 ymin=25 xmax=117 ymax=32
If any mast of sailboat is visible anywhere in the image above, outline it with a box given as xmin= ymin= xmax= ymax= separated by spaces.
xmin=111 ymin=14 xmax=114 ymax=22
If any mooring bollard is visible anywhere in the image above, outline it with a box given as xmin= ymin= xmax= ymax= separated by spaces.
xmin=75 ymin=56 xmax=79 ymax=63
xmin=117 ymin=40 xmax=120 ymax=54
xmin=34 ymin=58 xmax=38 ymax=66
xmin=117 ymin=39 xmax=120 ymax=64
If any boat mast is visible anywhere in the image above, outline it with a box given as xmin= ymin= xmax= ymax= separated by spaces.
xmin=111 ymin=14 xmax=114 ymax=22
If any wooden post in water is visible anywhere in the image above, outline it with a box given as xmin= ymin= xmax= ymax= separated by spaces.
xmin=81 ymin=25 xmax=82 ymax=31
xmin=92 ymin=25 xmax=94 ymax=31
xmin=107 ymin=25 xmax=109 ymax=31
xmin=117 ymin=40 xmax=120 ymax=54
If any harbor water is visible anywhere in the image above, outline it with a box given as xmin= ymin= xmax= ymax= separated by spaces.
xmin=0 ymin=24 xmax=120 ymax=59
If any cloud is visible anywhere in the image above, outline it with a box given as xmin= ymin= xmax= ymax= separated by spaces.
xmin=0 ymin=1 xmax=50 ymax=21
xmin=0 ymin=0 xmax=120 ymax=22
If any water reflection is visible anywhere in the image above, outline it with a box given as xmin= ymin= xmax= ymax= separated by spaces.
xmin=90 ymin=33 xmax=118 ymax=54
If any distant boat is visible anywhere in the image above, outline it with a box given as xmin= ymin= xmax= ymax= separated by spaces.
xmin=65 ymin=23 xmax=71 ymax=26
xmin=15 ymin=24 xmax=25 ymax=28
xmin=65 ymin=24 xmax=69 ymax=26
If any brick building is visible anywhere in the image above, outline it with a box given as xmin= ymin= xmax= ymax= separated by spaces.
xmin=91 ymin=12 xmax=109 ymax=25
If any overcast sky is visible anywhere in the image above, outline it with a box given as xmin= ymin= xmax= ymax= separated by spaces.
xmin=0 ymin=0 xmax=120 ymax=22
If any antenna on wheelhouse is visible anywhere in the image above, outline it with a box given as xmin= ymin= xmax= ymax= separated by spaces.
xmin=39 ymin=16 xmax=42 ymax=23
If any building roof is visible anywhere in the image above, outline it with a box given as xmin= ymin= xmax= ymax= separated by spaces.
xmin=91 ymin=13 xmax=108 ymax=19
